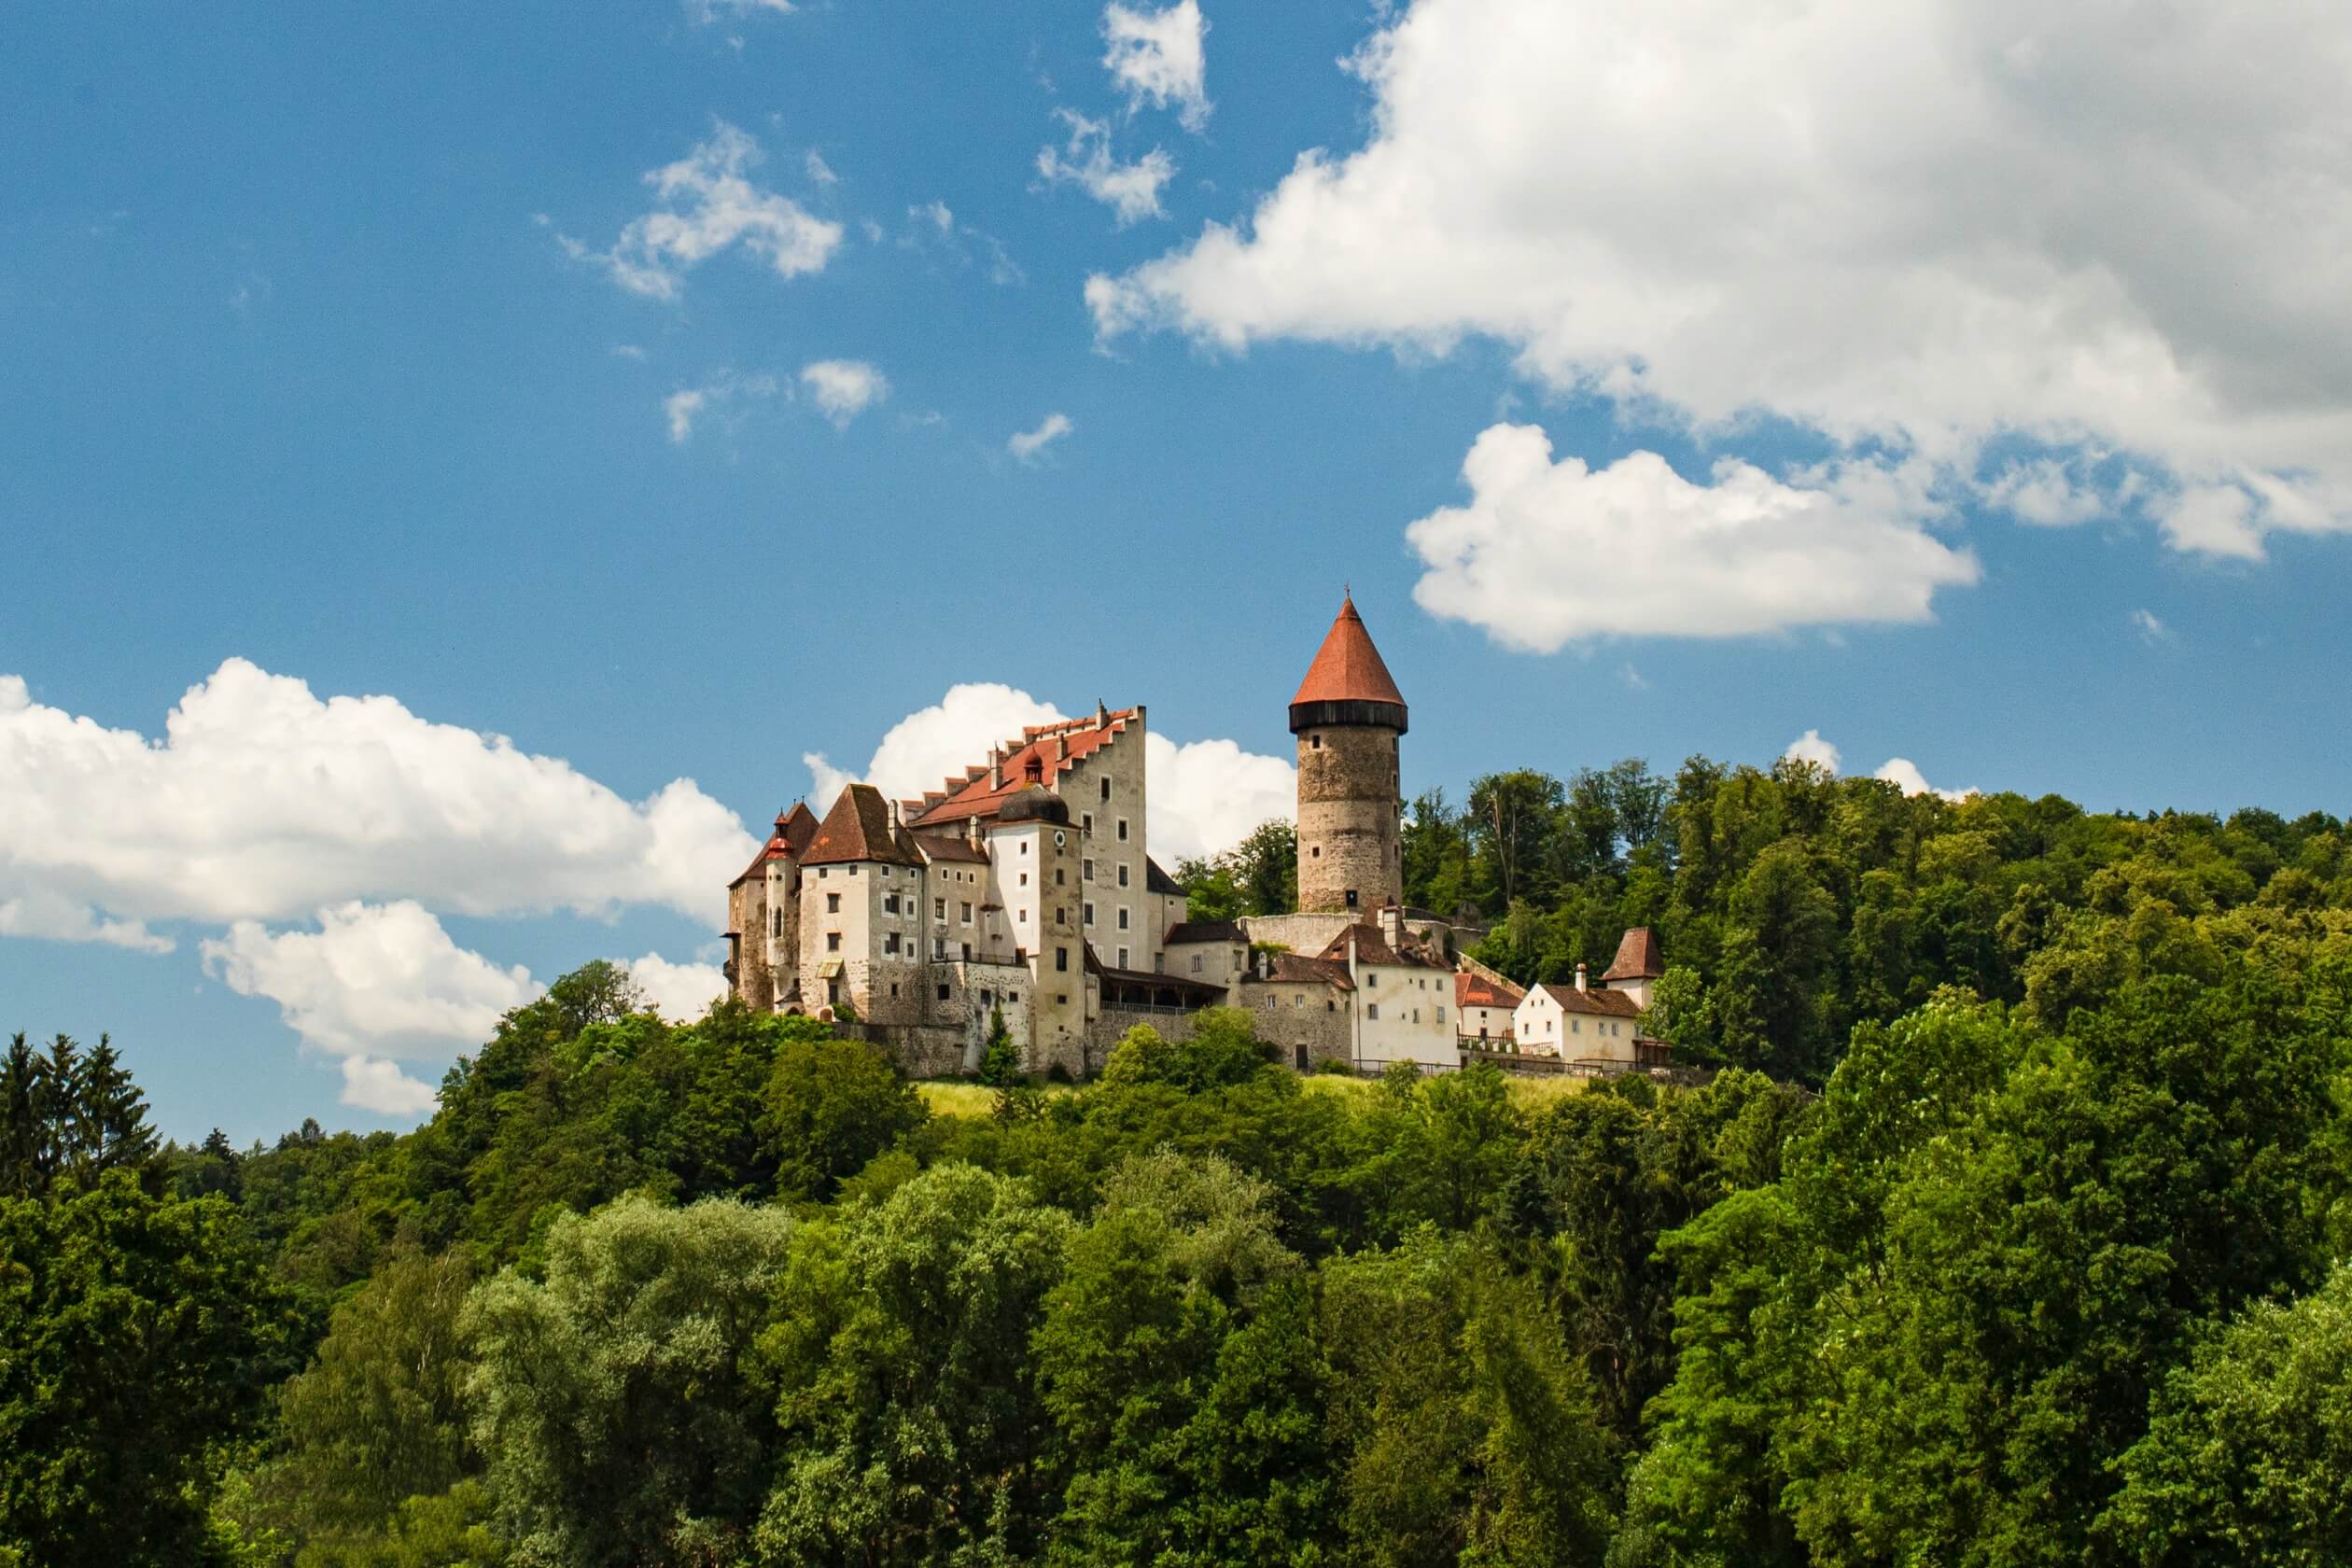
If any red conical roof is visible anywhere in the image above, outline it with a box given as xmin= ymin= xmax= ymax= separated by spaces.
xmin=1291 ymin=596 xmax=1407 ymax=709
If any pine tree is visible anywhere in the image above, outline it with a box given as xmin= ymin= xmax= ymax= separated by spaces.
xmin=0 ymin=1034 xmax=39 ymax=1198
xmin=77 ymin=1035 xmax=158 ymax=1178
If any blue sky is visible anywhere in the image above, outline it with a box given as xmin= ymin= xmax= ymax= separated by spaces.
xmin=6 ymin=0 xmax=2347 ymax=1141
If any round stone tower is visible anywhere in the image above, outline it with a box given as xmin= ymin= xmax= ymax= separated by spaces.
xmin=1290 ymin=595 xmax=1407 ymax=914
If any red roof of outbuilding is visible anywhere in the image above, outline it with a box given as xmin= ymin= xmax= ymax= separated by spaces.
xmin=1291 ymin=597 xmax=1407 ymax=709
xmin=1456 ymin=970 xmax=1525 ymax=1011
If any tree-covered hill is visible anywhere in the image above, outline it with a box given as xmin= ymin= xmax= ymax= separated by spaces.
xmin=5 ymin=758 xmax=2350 ymax=1566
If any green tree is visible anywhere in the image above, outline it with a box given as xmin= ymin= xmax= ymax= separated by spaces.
xmin=249 ymin=1248 xmax=480 ymax=1556
xmin=2107 ymin=1262 xmax=2352 ymax=1567
xmin=464 ymin=1195 xmax=798 ymax=1567
xmin=1468 ymin=770 xmax=1564 ymax=912
xmin=752 ymin=1163 xmax=1072 ymax=1566
xmin=760 ymin=1024 xmax=928 ymax=1200
xmin=0 ymin=1171 xmax=292 ymax=1564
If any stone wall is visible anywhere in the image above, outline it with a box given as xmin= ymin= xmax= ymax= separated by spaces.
xmin=1295 ymin=722 xmax=1402 ymax=912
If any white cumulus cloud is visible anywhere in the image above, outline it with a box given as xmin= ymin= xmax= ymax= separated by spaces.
xmin=624 ymin=952 xmax=730 ymax=1022
xmin=1089 ymin=0 xmax=2352 ymax=560
xmin=202 ymin=901 xmax=542 ymax=1111
xmin=801 ymin=682 xmax=1291 ymax=861
xmin=571 ymin=122 xmax=841 ymax=301
xmin=1009 ymin=413 xmax=1075 ymax=464
xmin=1102 ymin=0 xmax=1211 ymax=131
xmin=1785 ymin=727 xmax=1973 ymax=801
xmin=799 ymin=358 xmax=889 ymax=427
xmin=0 ymin=660 xmax=757 ymax=944
xmin=665 ymin=369 xmax=780 ymax=442
xmin=686 ymin=0 xmax=792 ymax=21
xmin=1037 ymin=110 xmax=1175 ymax=226
xmin=1783 ymin=730 xmax=1842 ymax=774
xmin=1406 ymin=425 xmax=1979 ymax=648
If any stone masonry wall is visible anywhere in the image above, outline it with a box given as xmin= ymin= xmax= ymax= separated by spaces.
xmin=1295 ymin=724 xmax=1403 ymax=913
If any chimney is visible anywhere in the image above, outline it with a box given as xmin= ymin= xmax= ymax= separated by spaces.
xmin=1256 ymin=948 xmax=1270 ymax=980
xmin=1054 ymin=733 xmax=1067 ymax=762
xmin=888 ymin=797 xmax=902 ymax=827
xmin=1379 ymin=901 xmax=1403 ymax=949
xmin=990 ymin=745 xmax=1003 ymax=791
xmin=1348 ymin=927 xmax=1360 ymax=980
xmin=1575 ymin=962 xmax=1589 ymax=992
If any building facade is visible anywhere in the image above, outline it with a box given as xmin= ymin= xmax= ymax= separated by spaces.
xmin=725 ymin=597 xmax=1658 ymax=1080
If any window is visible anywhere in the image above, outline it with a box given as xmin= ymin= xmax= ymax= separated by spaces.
xmin=826 ymin=892 xmax=841 ymax=914
xmin=934 ymin=898 xmax=945 ymax=919
xmin=1411 ymin=1009 xmax=1420 ymax=1023
xmin=938 ymin=983 xmax=951 ymax=1001
xmin=960 ymin=942 xmax=972 ymax=960
xmin=960 ymin=902 xmax=973 ymax=921
xmin=884 ymin=933 xmax=900 ymax=955
xmin=826 ymin=932 xmax=841 ymax=952
xmin=1345 ymin=888 xmax=1358 ymax=907
xmin=1055 ymin=907 xmax=1066 ymax=925
xmin=1116 ymin=819 xmax=1129 ymax=842
xmin=1366 ymin=1003 xmax=1379 ymax=1020
xmin=1100 ymin=777 xmax=1112 ymax=802
xmin=1019 ymin=908 xmax=1029 ymax=923
xmin=1057 ymin=994 xmax=1069 ymax=1005
xmin=889 ymin=983 xmax=900 ymax=998
xmin=1084 ymin=859 xmax=1094 ymax=880
xmin=1190 ymin=954 xmax=1203 ymax=973
xmin=1310 ymin=734 xmax=1323 ymax=749
xmin=1116 ymin=907 xmax=1129 ymax=931
xmin=1056 ymin=947 xmax=1069 ymax=973
xmin=1084 ymin=902 xmax=1095 ymax=924
xmin=1020 ymin=841 xmax=1029 ymax=855
xmin=847 ymin=865 xmax=858 ymax=876
xmin=770 ymin=908 xmax=781 ymax=938
xmin=1294 ymin=994 xmax=1304 ymax=1008
xmin=1055 ymin=868 xmax=1066 ymax=886
xmin=933 ymin=940 xmax=946 ymax=960
xmin=1018 ymin=872 xmax=1029 ymax=887
xmin=1116 ymin=863 xmax=1129 ymax=888
xmin=1082 ymin=813 xmax=1093 ymax=833
xmin=1310 ymin=846 xmax=1320 ymax=858
xmin=1437 ymin=1006 xmax=1447 ymax=1024
xmin=883 ymin=893 xmax=899 ymax=915
xmin=818 ymin=867 xmax=828 ymax=878
xmin=1366 ymin=972 xmax=1378 ymax=987
xmin=1118 ymin=947 xmax=1129 ymax=968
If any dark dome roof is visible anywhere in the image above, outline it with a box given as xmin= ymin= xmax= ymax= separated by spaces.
xmin=998 ymin=786 xmax=1070 ymax=825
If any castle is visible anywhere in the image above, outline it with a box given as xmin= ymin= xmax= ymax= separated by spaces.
xmin=725 ymin=597 xmax=1665 ymax=1077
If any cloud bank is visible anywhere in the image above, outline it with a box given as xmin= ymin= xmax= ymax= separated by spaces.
xmin=1089 ymin=0 xmax=2352 ymax=574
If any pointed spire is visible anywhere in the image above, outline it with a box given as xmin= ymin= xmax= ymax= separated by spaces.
xmin=1289 ymin=595 xmax=1408 ymax=733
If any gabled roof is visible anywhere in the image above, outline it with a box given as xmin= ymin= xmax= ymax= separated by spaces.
xmin=1532 ymin=983 xmax=1642 ymax=1019
xmin=1291 ymin=597 xmax=1407 ymax=710
xmin=1165 ymin=920 xmax=1245 ymax=945
xmin=908 ymin=831 xmax=989 ymax=866
xmin=905 ymin=707 xmax=1143 ymax=829
xmin=1145 ymin=856 xmax=1182 ymax=896
xmin=1456 ymin=970 xmax=1525 ymax=1011
xmin=1244 ymin=953 xmax=1354 ymax=992
xmin=1602 ymin=927 xmax=1664 ymax=983
xmin=1317 ymin=921 xmax=1449 ymax=971
xmin=802 ymin=784 xmax=924 ymax=868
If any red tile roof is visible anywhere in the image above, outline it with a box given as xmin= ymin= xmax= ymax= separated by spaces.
xmin=905 ymin=707 xmax=1143 ymax=829
xmin=1602 ymin=926 xmax=1664 ymax=983
xmin=1456 ymin=970 xmax=1525 ymax=1011
xmin=1291 ymin=596 xmax=1407 ymax=709
xmin=802 ymin=784 xmax=924 ymax=867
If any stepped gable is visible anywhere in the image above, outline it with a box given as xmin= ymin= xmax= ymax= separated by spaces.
xmin=1289 ymin=595 xmax=1407 ymax=732
xmin=1602 ymin=926 xmax=1664 ymax=983
xmin=802 ymin=783 xmax=923 ymax=868
xmin=1455 ymin=970 xmax=1524 ymax=1011
xmin=1537 ymin=982 xmax=1641 ymax=1018
xmin=729 ymin=801 xmax=823 ymax=887
xmin=905 ymin=707 xmax=1143 ymax=829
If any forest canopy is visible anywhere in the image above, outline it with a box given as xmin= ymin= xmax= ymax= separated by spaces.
xmin=6 ymin=754 xmax=2351 ymax=1566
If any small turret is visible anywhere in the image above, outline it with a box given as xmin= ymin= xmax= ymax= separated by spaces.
xmin=1291 ymin=596 xmax=1407 ymax=914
